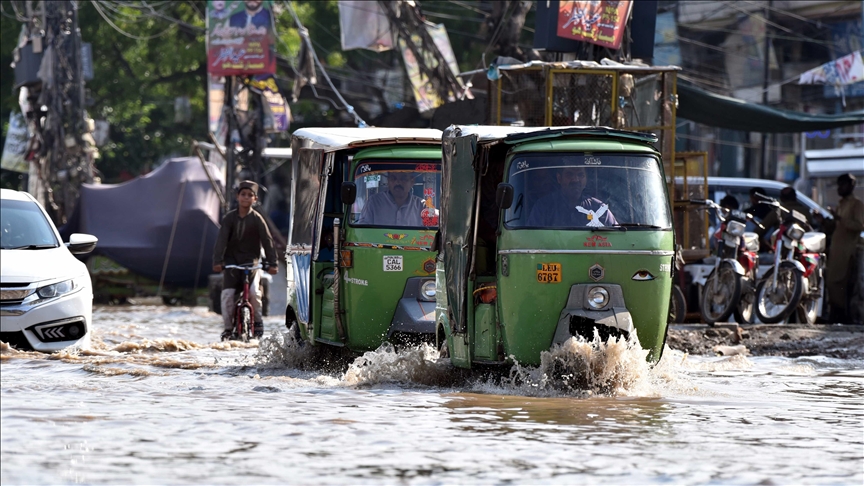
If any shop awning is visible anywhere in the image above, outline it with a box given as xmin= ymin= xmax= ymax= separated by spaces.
xmin=677 ymin=80 xmax=864 ymax=133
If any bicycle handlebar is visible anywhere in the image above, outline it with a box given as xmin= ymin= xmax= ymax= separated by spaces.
xmin=223 ymin=264 xmax=265 ymax=271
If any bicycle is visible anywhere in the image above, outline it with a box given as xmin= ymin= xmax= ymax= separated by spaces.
xmin=223 ymin=263 xmax=264 ymax=342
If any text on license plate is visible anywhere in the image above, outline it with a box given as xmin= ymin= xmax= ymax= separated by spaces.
xmin=536 ymin=263 xmax=561 ymax=283
xmin=383 ymin=255 xmax=403 ymax=272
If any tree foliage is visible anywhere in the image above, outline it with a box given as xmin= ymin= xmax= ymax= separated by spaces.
xmin=1 ymin=1 xmax=537 ymax=185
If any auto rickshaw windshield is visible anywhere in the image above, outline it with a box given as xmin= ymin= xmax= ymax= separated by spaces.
xmin=504 ymin=153 xmax=672 ymax=230
xmin=350 ymin=161 xmax=441 ymax=228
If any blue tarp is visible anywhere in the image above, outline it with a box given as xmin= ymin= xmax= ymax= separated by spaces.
xmin=61 ymin=157 xmax=223 ymax=287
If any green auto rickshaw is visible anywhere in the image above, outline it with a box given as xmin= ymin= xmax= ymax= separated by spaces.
xmin=436 ymin=125 xmax=674 ymax=368
xmin=286 ymin=128 xmax=443 ymax=353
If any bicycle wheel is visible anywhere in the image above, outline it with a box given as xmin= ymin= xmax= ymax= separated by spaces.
xmin=700 ymin=261 xmax=742 ymax=325
xmin=237 ymin=304 xmax=253 ymax=342
xmin=755 ymin=262 xmax=804 ymax=324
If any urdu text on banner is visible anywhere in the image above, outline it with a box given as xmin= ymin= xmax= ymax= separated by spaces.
xmin=207 ymin=0 xmax=276 ymax=76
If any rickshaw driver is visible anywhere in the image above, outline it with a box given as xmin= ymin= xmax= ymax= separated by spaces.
xmin=357 ymin=171 xmax=425 ymax=226
xmin=528 ymin=165 xmax=618 ymax=227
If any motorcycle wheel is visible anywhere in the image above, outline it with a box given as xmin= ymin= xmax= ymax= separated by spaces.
xmin=734 ymin=279 xmax=755 ymax=324
xmin=670 ymin=284 xmax=687 ymax=324
xmin=700 ymin=261 xmax=742 ymax=326
xmin=796 ymin=297 xmax=819 ymax=325
xmin=754 ymin=262 xmax=804 ymax=324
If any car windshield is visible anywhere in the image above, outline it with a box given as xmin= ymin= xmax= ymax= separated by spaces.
xmin=0 ymin=199 xmax=60 ymax=249
xmin=504 ymin=153 xmax=672 ymax=230
xmin=350 ymin=161 xmax=442 ymax=229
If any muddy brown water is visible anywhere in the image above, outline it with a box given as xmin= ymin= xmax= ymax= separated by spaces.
xmin=2 ymin=305 xmax=862 ymax=484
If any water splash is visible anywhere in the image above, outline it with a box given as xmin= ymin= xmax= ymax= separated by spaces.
xmin=342 ymin=342 xmax=455 ymax=387
xmin=498 ymin=330 xmax=653 ymax=397
xmin=256 ymin=325 xmax=322 ymax=370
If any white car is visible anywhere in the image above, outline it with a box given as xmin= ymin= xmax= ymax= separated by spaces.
xmin=1 ymin=189 xmax=98 ymax=352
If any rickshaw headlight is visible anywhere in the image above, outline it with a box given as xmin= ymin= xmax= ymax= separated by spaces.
xmin=420 ymin=280 xmax=436 ymax=301
xmin=726 ymin=220 xmax=745 ymax=236
xmin=786 ymin=224 xmax=805 ymax=241
xmin=586 ymin=287 xmax=609 ymax=309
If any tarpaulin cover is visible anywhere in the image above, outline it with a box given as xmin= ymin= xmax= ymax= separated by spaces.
xmin=61 ymin=157 xmax=223 ymax=287
xmin=677 ymin=80 xmax=864 ymax=133
xmin=440 ymin=127 xmax=478 ymax=335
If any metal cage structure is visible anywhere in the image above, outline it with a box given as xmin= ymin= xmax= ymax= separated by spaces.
xmin=488 ymin=61 xmax=680 ymax=197
xmin=672 ymin=151 xmax=710 ymax=262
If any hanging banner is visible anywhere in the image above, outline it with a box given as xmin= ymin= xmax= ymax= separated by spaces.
xmin=399 ymin=24 xmax=462 ymax=113
xmin=207 ymin=0 xmax=276 ymax=76
xmin=249 ymin=75 xmax=290 ymax=133
xmin=653 ymin=11 xmax=681 ymax=66
xmin=798 ymin=50 xmax=864 ymax=86
xmin=1 ymin=112 xmax=29 ymax=174
xmin=556 ymin=0 xmax=632 ymax=50
xmin=338 ymin=0 xmax=394 ymax=52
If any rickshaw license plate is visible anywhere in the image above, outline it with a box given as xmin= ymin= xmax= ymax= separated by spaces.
xmin=383 ymin=255 xmax=403 ymax=272
xmin=536 ymin=263 xmax=562 ymax=283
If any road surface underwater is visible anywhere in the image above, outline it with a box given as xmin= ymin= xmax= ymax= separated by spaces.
xmin=2 ymin=305 xmax=862 ymax=484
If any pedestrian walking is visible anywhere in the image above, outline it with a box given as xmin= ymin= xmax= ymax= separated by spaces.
xmin=818 ymin=174 xmax=864 ymax=324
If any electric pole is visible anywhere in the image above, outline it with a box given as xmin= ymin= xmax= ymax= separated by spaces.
xmin=17 ymin=0 xmax=95 ymax=225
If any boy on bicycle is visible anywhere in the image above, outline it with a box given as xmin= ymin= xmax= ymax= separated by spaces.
xmin=213 ymin=180 xmax=279 ymax=340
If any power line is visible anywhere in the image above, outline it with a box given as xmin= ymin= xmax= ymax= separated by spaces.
xmin=283 ymin=0 xmax=367 ymax=127
xmin=718 ymin=0 xmax=843 ymax=49
xmin=444 ymin=0 xmax=491 ymax=17
xmin=0 ymin=2 xmax=26 ymax=21
xmin=91 ymin=1 xmax=176 ymax=40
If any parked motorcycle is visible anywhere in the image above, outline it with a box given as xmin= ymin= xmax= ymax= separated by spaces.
xmin=753 ymin=196 xmax=826 ymax=324
xmin=695 ymin=199 xmax=761 ymax=325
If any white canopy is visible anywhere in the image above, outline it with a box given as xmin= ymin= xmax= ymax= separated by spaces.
xmin=291 ymin=127 xmax=442 ymax=152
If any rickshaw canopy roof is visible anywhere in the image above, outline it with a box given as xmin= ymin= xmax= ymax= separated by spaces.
xmin=447 ymin=125 xmax=658 ymax=146
xmin=291 ymin=127 xmax=443 ymax=152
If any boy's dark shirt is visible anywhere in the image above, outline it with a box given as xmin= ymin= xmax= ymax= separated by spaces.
xmin=213 ymin=208 xmax=277 ymax=267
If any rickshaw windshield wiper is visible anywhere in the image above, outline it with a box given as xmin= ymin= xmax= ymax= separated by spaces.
xmin=590 ymin=226 xmax=627 ymax=231
xmin=615 ymin=223 xmax=665 ymax=229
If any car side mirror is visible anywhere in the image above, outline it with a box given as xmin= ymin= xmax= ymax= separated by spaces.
xmin=496 ymin=183 xmax=514 ymax=210
xmin=341 ymin=181 xmax=357 ymax=206
xmin=67 ymin=233 xmax=98 ymax=254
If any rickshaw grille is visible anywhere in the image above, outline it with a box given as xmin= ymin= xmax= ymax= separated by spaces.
xmin=568 ymin=316 xmax=629 ymax=343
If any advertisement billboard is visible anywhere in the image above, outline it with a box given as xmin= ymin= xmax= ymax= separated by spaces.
xmin=207 ymin=0 xmax=276 ymax=76
xmin=556 ymin=0 xmax=633 ymax=50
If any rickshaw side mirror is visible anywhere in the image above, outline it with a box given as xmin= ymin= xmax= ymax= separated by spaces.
xmin=341 ymin=182 xmax=357 ymax=205
xmin=496 ymin=183 xmax=514 ymax=210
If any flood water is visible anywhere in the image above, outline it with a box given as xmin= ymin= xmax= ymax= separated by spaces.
xmin=2 ymin=305 xmax=862 ymax=485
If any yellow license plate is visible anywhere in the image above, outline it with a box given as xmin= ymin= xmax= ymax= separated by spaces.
xmin=536 ymin=263 xmax=562 ymax=283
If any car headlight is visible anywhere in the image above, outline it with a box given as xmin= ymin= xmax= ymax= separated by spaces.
xmin=420 ymin=280 xmax=436 ymax=301
xmin=726 ymin=220 xmax=745 ymax=236
xmin=35 ymin=278 xmax=82 ymax=301
xmin=586 ymin=286 xmax=609 ymax=309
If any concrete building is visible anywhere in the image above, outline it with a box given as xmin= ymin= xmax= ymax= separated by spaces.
xmin=669 ymin=0 xmax=863 ymax=184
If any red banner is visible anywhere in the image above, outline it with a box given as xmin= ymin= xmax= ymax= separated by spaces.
xmin=556 ymin=1 xmax=632 ymax=50
xmin=207 ymin=0 xmax=276 ymax=76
